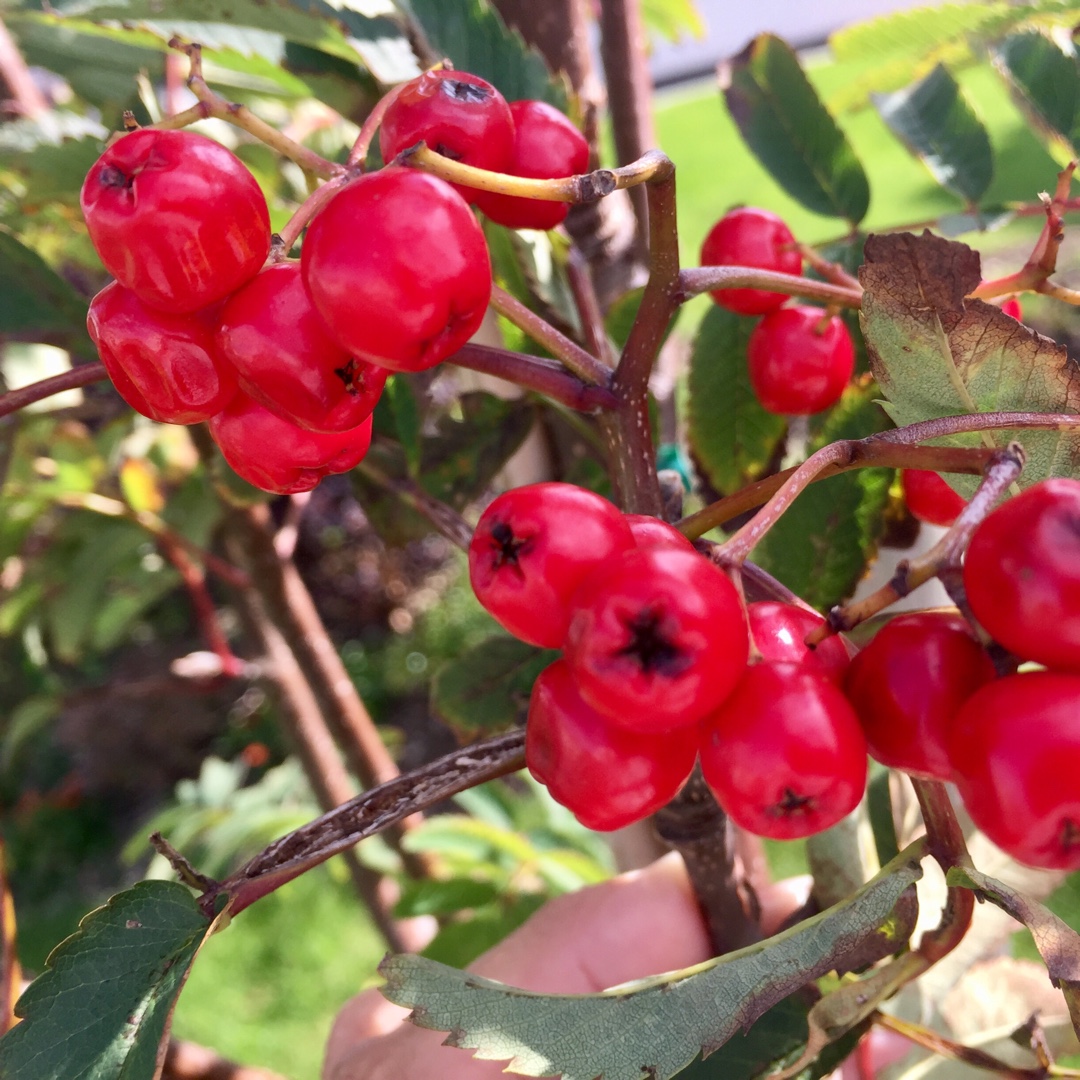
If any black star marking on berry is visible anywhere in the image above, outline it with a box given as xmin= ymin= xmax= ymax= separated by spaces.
xmin=617 ymin=608 xmax=690 ymax=676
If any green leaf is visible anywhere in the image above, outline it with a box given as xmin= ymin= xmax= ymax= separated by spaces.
xmin=993 ymin=31 xmax=1080 ymax=163
xmin=395 ymin=878 xmax=502 ymax=919
xmin=687 ymin=306 xmax=787 ymax=496
xmin=397 ymin=0 xmax=566 ymax=108
xmin=947 ymin=865 xmax=1080 ymax=1037
xmin=0 ymin=229 xmax=91 ymax=342
xmin=860 ymin=231 xmax=1080 ymax=496
xmin=0 ymin=881 xmax=212 ymax=1080
xmin=721 ymin=34 xmax=870 ymax=223
xmin=873 ymin=64 xmax=993 ymax=204
xmin=431 ymin=636 xmax=555 ymax=742
xmin=641 ymin=0 xmax=705 ymax=43
xmin=751 ymin=383 xmax=893 ymax=610
xmin=380 ymin=847 xmax=924 ymax=1080
xmin=385 ymin=375 xmax=423 ymax=475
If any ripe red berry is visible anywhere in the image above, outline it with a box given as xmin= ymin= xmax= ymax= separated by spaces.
xmin=746 ymin=601 xmax=850 ymax=683
xmin=208 ymin=391 xmax=372 ymax=495
xmin=844 ymin=612 xmax=995 ymax=781
xmin=472 ymin=100 xmax=590 ymax=230
xmin=747 ymin=305 xmax=854 ymax=415
xmin=624 ymin=514 xmax=696 ymax=553
xmin=80 ymin=129 xmax=270 ymax=313
xmin=699 ymin=207 xmax=802 ymax=316
xmin=87 ymin=281 xmax=236 ymax=424
xmin=526 ymin=660 xmax=697 ymax=832
xmin=700 ymin=662 xmax=867 ymax=840
xmin=216 ymin=262 xmax=387 ymax=433
xmin=949 ymin=671 xmax=1080 ymax=870
xmin=1001 ymin=297 xmax=1022 ymax=320
xmin=902 ymin=469 xmax=967 ymax=527
xmin=379 ymin=69 xmax=513 ymax=200
xmin=468 ymin=483 xmax=634 ymax=648
xmin=963 ymin=478 xmax=1080 ymax=671
xmin=564 ymin=548 xmax=749 ymax=732
xmin=302 ymin=168 xmax=491 ymax=373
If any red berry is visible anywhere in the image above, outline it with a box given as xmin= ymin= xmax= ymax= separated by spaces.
xmin=949 ymin=671 xmax=1080 ymax=870
xmin=747 ymin=305 xmax=854 ymax=415
xmin=699 ymin=207 xmax=802 ymax=316
xmin=963 ymin=478 xmax=1080 ymax=670
xmin=216 ymin=262 xmax=387 ymax=433
xmin=302 ymin=168 xmax=491 ymax=373
xmin=1001 ymin=297 xmax=1022 ymax=320
xmin=700 ymin=662 xmax=867 ymax=840
xmin=902 ymin=469 xmax=967 ymax=527
xmin=379 ymin=69 xmax=513 ymax=201
xmin=468 ymin=482 xmax=634 ymax=648
xmin=80 ymin=129 xmax=270 ymax=313
xmin=208 ymin=391 xmax=372 ymax=494
xmin=844 ymin=612 xmax=995 ymax=781
xmin=746 ymin=601 xmax=850 ymax=683
xmin=564 ymin=548 xmax=749 ymax=732
xmin=526 ymin=660 xmax=697 ymax=832
xmin=87 ymin=281 xmax=236 ymax=424
xmin=473 ymin=100 xmax=589 ymax=230
xmin=624 ymin=514 xmax=696 ymax=553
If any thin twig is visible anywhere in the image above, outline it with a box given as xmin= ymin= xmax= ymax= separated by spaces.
xmin=679 ymin=266 xmax=863 ymax=309
xmin=0 ymin=363 xmax=107 ymax=420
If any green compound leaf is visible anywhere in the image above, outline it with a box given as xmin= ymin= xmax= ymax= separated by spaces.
xmin=751 ymin=382 xmax=894 ymax=611
xmin=380 ymin=848 xmax=924 ymax=1080
xmin=687 ymin=305 xmax=786 ymax=496
xmin=0 ymin=230 xmax=90 ymax=342
xmin=860 ymin=231 xmax=1080 ymax=497
xmin=431 ymin=636 xmax=556 ymax=742
xmin=722 ymin=34 xmax=870 ymax=223
xmin=947 ymin=865 xmax=1080 ymax=1037
xmin=873 ymin=64 xmax=993 ymax=204
xmin=0 ymin=881 xmax=213 ymax=1080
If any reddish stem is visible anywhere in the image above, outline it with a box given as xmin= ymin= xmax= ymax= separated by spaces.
xmin=0 ymin=363 xmax=107 ymax=420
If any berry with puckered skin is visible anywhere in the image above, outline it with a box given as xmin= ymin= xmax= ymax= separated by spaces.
xmin=80 ymin=128 xmax=270 ymax=313
xmin=902 ymin=470 xmax=967 ymax=527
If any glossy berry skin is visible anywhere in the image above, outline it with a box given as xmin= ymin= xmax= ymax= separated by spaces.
xmin=700 ymin=662 xmax=867 ymax=840
xmin=526 ymin=660 xmax=698 ymax=832
xmin=473 ymin=100 xmax=590 ymax=230
xmin=699 ymin=207 xmax=802 ymax=316
xmin=564 ymin=548 xmax=749 ymax=732
xmin=468 ymin=483 xmax=634 ymax=649
xmin=80 ymin=129 xmax=270 ymax=314
xmin=902 ymin=470 xmax=967 ymax=527
xmin=624 ymin=514 xmax=696 ymax=553
xmin=87 ymin=282 xmax=236 ymax=424
xmin=845 ymin=612 xmax=995 ymax=781
xmin=302 ymin=168 xmax=492 ymax=372
xmin=949 ymin=671 xmax=1080 ymax=870
xmin=747 ymin=601 xmax=850 ymax=683
xmin=217 ymin=262 xmax=387 ymax=433
xmin=379 ymin=69 xmax=513 ymax=200
xmin=208 ymin=391 xmax=372 ymax=495
xmin=1001 ymin=297 xmax=1022 ymax=320
xmin=963 ymin=478 xmax=1080 ymax=670
xmin=747 ymin=305 xmax=855 ymax=415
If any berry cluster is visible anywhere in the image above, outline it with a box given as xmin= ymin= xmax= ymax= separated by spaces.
xmin=80 ymin=68 xmax=588 ymax=493
xmin=700 ymin=207 xmax=855 ymax=415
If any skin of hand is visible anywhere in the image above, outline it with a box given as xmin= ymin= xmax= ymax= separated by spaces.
xmin=323 ymin=853 xmax=811 ymax=1080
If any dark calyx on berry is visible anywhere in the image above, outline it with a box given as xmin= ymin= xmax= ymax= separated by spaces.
xmin=774 ymin=788 xmax=814 ymax=817
xmin=98 ymin=165 xmax=131 ymax=189
xmin=489 ymin=521 xmax=532 ymax=571
xmin=441 ymin=78 xmax=492 ymax=104
xmin=617 ymin=608 xmax=690 ymax=676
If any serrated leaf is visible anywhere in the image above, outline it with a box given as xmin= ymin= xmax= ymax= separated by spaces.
xmin=722 ymin=34 xmax=870 ymax=223
xmin=687 ymin=306 xmax=786 ymax=496
xmin=860 ymin=231 xmax=1080 ymax=496
xmin=947 ymin=865 xmax=1080 ymax=1037
xmin=380 ymin=848 xmax=924 ymax=1080
xmin=0 ymin=230 xmax=91 ymax=342
xmin=431 ymin=636 xmax=554 ymax=741
xmin=993 ymin=31 xmax=1080 ymax=163
xmin=874 ymin=64 xmax=993 ymax=204
xmin=752 ymin=383 xmax=893 ymax=610
xmin=397 ymin=0 xmax=566 ymax=108
xmin=0 ymin=881 xmax=213 ymax=1080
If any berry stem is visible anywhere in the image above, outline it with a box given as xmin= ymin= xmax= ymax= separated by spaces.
xmin=678 ymin=266 xmax=863 ymax=309
xmin=272 ymin=174 xmax=351 ymax=260
xmin=346 ymin=78 xmax=409 ymax=169
xmin=0 ymin=362 xmax=107 ymax=420
xmin=566 ymin=245 xmax=618 ymax=368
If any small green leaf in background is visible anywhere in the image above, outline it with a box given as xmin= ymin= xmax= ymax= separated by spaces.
xmin=751 ymin=382 xmax=893 ymax=611
xmin=993 ymin=31 xmax=1080 ymax=164
xmin=874 ymin=63 xmax=993 ymax=205
xmin=860 ymin=230 xmax=1080 ymax=496
xmin=687 ymin=305 xmax=787 ymax=496
xmin=385 ymin=375 xmax=423 ymax=475
xmin=721 ymin=33 xmax=870 ymax=223
xmin=642 ymin=0 xmax=705 ymax=43
xmin=0 ymin=881 xmax=212 ymax=1080
xmin=432 ymin=635 xmax=556 ymax=742
xmin=380 ymin=849 xmax=923 ymax=1080
xmin=0 ymin=230 xmax=90 ymax=343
